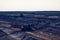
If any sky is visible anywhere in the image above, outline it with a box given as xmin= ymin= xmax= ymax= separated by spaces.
xmin=0 ymin=0 xmax=60 ymax=11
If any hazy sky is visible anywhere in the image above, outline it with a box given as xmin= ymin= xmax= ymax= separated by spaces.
xmin=0 ymin=0 xmax=60 ymax=11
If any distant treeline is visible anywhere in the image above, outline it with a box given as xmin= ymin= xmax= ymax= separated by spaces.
xmin=0 ymin=11 xmax=60 ymax=16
